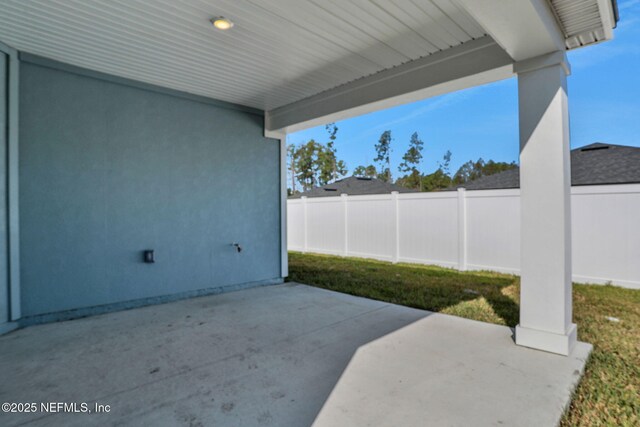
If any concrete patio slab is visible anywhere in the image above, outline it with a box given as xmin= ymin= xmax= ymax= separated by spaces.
xmin=0 ymin=283 xmax=590 ymax=427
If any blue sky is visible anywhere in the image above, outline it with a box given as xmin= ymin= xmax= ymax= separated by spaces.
xmin=288 ymin=0 xmax=640 ymax=179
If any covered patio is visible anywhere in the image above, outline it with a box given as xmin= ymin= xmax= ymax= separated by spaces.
xmin=0 ymin=0 xmax=618 ymax=425
xmin=0 ymin=283 xmax=591 ymax=427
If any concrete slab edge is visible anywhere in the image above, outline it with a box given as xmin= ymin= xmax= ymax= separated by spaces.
xmin=555 ymin=342 xmax=594 ymax=426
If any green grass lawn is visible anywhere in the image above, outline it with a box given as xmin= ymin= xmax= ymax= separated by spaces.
xmin=288 ymin=252 xmax=640 ymax=427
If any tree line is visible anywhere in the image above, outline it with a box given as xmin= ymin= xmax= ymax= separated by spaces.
xmin=287 ymin=125 xmax=517 ymax=195
xmin=287 ymin=124 xmax=347 ymax=193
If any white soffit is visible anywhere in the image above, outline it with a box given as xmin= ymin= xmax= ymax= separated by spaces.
xmin=453 ymin=0 xmax=616 ymax=62
xmin=0 ymin=0 xmax=487 ymax=111
xmin=548 ymin=0 xmax=618 ymax=49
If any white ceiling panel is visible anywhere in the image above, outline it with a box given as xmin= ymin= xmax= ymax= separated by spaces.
xmin=0 ymin=0 xmax=486 ymax=110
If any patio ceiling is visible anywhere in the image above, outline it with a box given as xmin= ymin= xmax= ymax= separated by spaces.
xmin=0 ymin=0 xmax=486 ymax=111
xmin=0 ymin=0 xmax=616 ymax=125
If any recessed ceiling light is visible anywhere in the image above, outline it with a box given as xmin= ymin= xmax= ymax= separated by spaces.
xmin=211 ymin=17 xmax=234 ymax=30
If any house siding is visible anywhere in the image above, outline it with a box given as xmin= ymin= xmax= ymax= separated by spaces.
xmin=19 ymin=60 xmax=281 ymax=318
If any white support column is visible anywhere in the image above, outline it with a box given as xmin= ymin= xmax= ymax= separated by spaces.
xmin=457 ymin=188 xmax=467 ymax=271
xmin=341 ymin=193 xmax=348 ymax=257
xmin=302 ymin=196 xmax=308 ymax=253
xmin=280 ymin=134 xmax=288 ymax=277
xmin=515 ymin=52 xmax=576 ymax=356
xmin=391 ymin=191 xmax=400 ymax=263
xmin=1 ymin=42 xmax=21 ymax=324
xmin=266 ymin=130 xmax=289 ymax=278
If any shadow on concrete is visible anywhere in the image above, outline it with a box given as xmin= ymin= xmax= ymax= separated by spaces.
xmin=0 ymin=283 xmax=431 ymax=427
xmin=0 ymin=282 xmax=588 ymax=427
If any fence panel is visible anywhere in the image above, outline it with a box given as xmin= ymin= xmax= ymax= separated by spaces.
xmin=346 ymin=195 xmax=395 ymax=261
xmin=306 ymin=197 xmax=345 ymax=255
xmin=287 ymin=184 xmax=640 ymax=289
xmin=465 ymin=189 xmax=521 ymax=274
xmin=571 ymin=185 xmax=640 ymax=288
xmin=398 ymin=192 xmax=459 ymax=268
xmin=287 ymin=199 xmax=305 ymax=251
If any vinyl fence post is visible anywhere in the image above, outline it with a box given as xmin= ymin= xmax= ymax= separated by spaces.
xmin=302 ymin=196 xmax=308 ymax=253
xmin=392 ymin=191 xmax=400 ymax=263
xmin=341 ymin=193 xmax=348 ymax=257
xmin=457 ymin=188 xmax=467 ymax=271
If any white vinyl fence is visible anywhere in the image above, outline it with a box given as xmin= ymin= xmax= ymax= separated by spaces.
xmin=287 ymin=184 xmax=640 ymax=289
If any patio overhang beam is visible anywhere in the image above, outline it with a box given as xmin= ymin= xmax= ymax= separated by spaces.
xmin=455 ymin=0 xmax=566 ymax=61
xmin=265 ymin=36 xmax=513 ymax=134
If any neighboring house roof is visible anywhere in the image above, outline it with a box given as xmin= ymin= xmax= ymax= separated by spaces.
xmin=289 ymin=176 xmax=418 ymax=199
xmin=456 ymin=143 xmax=640 ymax=191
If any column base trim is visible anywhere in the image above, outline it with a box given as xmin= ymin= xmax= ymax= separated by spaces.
xmin=515 ymin=323 xmax=577 ymax=356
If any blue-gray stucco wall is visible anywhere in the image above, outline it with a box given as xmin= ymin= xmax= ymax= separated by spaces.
xmin=19 ymin=61 xmax=281 ymax=318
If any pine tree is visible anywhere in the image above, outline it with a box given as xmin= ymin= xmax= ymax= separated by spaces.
xmin=374 ymin=130 xmax=393 ymax=182
xmin=398 ymin=132 xmax=424 ymax=190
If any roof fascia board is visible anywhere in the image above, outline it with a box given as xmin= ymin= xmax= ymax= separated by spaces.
xmin=597 ymin=0 xmax=616 ymax=39
xmin=266 ymin=36 xmax=513 ymax=133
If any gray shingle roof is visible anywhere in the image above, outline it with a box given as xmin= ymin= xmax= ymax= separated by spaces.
xmin=456 ymin=143 xmax=640 ymax=191
xmin=289 ymin=176 xmax=418 ymax=199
